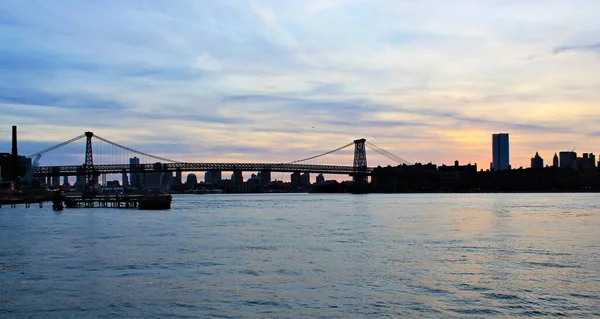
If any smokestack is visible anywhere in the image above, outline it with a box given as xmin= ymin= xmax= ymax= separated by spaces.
xmin=12 ymin=125 xmax=17 ymax=158
xmin=11 ymin=125 xmax=20 ymax=184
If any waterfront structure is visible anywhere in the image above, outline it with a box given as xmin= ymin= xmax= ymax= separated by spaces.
xmin=492 ymin=133 xmax=510 ymax=171
xmin=559 ymin=151 xmax=577 ymax=169
xmin=0 ymin=153 xmax=12 ymax=181
xmin=553 ymin=153 xmax=559 ymax=168
xmin=531 ymin=152 xmax=544 ymax=169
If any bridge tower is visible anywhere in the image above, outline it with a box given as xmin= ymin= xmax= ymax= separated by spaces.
xmin=84 ymin=131 xmax=96 ymax=196
xmin=352 ymin=138 xmax=368 ymax=186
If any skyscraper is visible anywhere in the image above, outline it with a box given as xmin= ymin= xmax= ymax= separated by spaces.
xmin=553 ymin=153 xmax=559 ymax=168
xmin=492 ymin=133 xmax=510 ymax=171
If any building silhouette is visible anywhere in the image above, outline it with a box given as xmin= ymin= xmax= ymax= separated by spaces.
xmin=232 ymin=170 xmax=243 ymax=184
xmin=579 ymin=153 xmax=596 ymax=170
xmin=290 ymin=171 xmax=301 ymax=186
xmin=145 ymin=163 xmax=163 ymax=187
xmin=492 ymin=133 xmax=510 ymax=171
xmin=553 ymin=152 xmax=559 ymax=168
xmin=301 ymin=172 xmax=310 ymax=186
xmin=186 ymin=173 xmax=198 ymax=186
xmin=129 ymin=157 xmax=141 ymax=188
xmin=316 ymin=173 xmax=325 ymax=184
xmin=205 ymin=170 xmax=222 ymax=184
xmin=530 ymin=152 xmax=543 ymax=168
xmin=559 ymin=151 xmax=577 ymax=169
xmin=174 ymin=170 xmax=182 ymax=185
xmin=122 ymin=172 xmax=129 ymax=187
xmin=259 ymin=170 xmax=271 ymax=185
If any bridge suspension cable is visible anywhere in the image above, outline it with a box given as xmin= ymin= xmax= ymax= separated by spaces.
xmin=366 ymin=141 xmax=412 ymax=165
xmin=287 ymin=142 xmax=354 ymax=164
xmin=93 ymin=135 xmax=182 ymax=163
xmin=28 ymin=134 xmax=86 ymax=158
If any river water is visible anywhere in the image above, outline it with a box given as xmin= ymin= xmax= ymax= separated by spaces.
xmin=1 ymin=193 xmax=599 ymax=318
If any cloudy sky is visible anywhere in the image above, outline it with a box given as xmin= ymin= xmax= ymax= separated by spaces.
xmin=1 ymin=0 xmax=599 ymax=171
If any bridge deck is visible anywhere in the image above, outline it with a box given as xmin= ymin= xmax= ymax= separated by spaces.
xmin=36 ymin=163 xmax=375 ymax=176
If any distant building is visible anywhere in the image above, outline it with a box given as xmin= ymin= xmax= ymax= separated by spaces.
xmin=129 ymin=157 xmax=141 ymax=188
xmin=186 ymin=174 xmax=198 ymax=185
xmin=232 ymin=170 xmax=243 ymax=184
xmin=579 ymin=153 xmax=596 ymax=170
xmin=530 ymin=152 xmax=544 ymax=169
xmin=290 ymin=172 xmax=301 ymax=186
xmin=174 ymin=170 xmax=182 ymax=185
xmin=52 ymin=175 xmax=60 ymax=187
xmin=0 ymin=153 xmax=31 ymax=181
xmin=553 ymin=152 xmax=559 ymax=168
xmin=106 ymin=180 xmax=121 ymax=188
xmin=122 ymin=172 xmax=129 ymax=187
xmin=492 ymin=133 xmax=510 ymax=171
xmin=438 ymin=161 xmax=477 ymax=173
xmin=161 ymin=172 xmax=173 ymax=186
xmin=76 ymin=172 xmax=85 ymax=189
xmin=145 ymin=163 xmax=163 ymax=187
xmin=316 ymin=173 xmax=325 ymax=184
xmin=301 ymin=173 xmax=310 ymax=186
xmin=259 ymin=170 xmax=271 ymax=185
xmin=248 ymin=173 xmax=259 ymax=183
xmin=205 ymin=170 xmax=222 ymax=184
xmin=559 ymin=151 xmax=577 ymax=169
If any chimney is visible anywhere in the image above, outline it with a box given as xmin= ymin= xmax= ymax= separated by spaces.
xmin=12 ymin=125 xmax=17 ymax=158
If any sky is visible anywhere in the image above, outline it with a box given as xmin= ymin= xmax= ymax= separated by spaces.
xmin=1 ymin=0 xmax=600 ymax=173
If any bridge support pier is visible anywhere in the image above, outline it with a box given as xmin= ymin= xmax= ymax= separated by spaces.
xmin=83 ymin=131 xmax=96 ymax=196
xmin=352 ymin=138 xmax=369 ymax=193
xmin=233 ymin=170 xmax=243 ymax=184
xmin=260 ymin=170 xmax=271 ymax=185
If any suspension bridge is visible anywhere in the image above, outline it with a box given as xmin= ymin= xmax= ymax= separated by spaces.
xmin=28 ymin=131 xmax=411 ymax=190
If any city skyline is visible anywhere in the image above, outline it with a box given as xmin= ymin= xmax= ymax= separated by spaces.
xmin=1 ymin=1 xmax=600 ymax=169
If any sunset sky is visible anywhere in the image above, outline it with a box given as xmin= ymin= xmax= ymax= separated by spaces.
xmin=1 ymin=0 xmax=599 ymax=174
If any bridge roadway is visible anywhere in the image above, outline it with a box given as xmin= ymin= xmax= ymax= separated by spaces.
xmin=35 ymin=163 xmax=375 ymax=176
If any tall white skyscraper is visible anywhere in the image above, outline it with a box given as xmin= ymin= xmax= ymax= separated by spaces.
xmin=492 ymin=133 xmax=510 ymax=171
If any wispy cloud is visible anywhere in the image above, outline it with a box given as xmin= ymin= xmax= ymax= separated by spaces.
xmin=553 ymin=42 xmax=600 ymax=54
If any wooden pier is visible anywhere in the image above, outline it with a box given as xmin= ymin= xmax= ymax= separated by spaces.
xmin=64 ymin=194 xmax=172 ymax=210
xmin=0 ymin=192 xmax=54 ymax=209
xmin=1 ymin=192 xmax=172 ymax=210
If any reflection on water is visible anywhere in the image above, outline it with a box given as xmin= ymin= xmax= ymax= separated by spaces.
xmin=1 ymin=193 xmax=599 ymax=318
